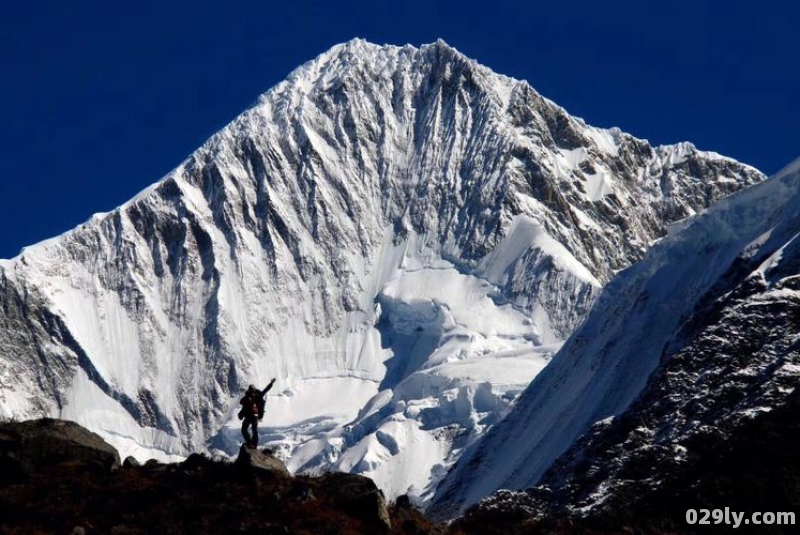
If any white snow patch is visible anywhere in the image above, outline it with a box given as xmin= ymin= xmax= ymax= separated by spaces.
xmin=60 ymin=368 xmax=183 ymax=463
xmin=479 ymin=215 xmax=600 ymax=288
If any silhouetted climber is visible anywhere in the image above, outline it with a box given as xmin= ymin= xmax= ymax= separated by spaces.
xmin=238 ymin=378 xmax=276 ymax=448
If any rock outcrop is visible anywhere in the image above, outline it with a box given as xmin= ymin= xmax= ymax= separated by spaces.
xmin=0 ymin=418 xmax=120 ymax=481
xmin=0 ymin=418 xmax=439 ymax=534
xmin=319 ymin=472 xmax=393 ymax=532
xmin=235 ymin=445 xmax=291 ymax=478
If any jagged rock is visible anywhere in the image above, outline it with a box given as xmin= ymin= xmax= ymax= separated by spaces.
xmin=235 ymin=445 xmax=290 ymax=477
xmin=319 ymin=472 xmax=392 ymax=532
xmin=181 ymin=452 xmax=215 ymax=472
xmin=0 ymin=420 xmax=445 ymax=533
xmin=0 ymin=418 xmax=120 ymax=473
xmin=395 ymin=494 xmax=412 ymax=509
xmin=393 ymin=494 xmax=431 ymax=533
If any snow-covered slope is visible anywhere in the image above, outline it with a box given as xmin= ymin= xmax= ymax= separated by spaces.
xmin=0 ymin=39 xmax=763 ymax=503
xmin=432 ymin=157 xmax=800 ymax=517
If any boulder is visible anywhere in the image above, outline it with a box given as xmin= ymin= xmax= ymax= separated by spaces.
xmin=0 ymin=418 xmax=120 ymax=474
xmin=181 ymin=452 xmax=214 ymax=472
xmin=235 ymin=445 xmax=291 ymax=478
xmin=319 ymin=472 xmax=392 ymax=532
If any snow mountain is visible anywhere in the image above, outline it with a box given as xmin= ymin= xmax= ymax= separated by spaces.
xmin=432 ymin=157 xmax=800 ymax=519
xmin=0 ymin=39 xmax=764 ymax=504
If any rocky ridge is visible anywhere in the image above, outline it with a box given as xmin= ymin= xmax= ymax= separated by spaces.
xmin=433 ymin=158 xmax=800 ymax=526
xmin=0 ymin=418 xmax=439 ymax=535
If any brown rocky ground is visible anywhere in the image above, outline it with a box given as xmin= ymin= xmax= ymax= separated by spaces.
xmin=8 ymin=413 xmax=793 ymax=535
xmin=0 ymin=419 xmax=445 ymax=535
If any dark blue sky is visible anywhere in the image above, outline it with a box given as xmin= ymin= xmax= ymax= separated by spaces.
xmin=1 ymin=0 xmax=798 ymax=259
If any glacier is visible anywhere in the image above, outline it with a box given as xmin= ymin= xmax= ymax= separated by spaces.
xmin=432 ymin=156 xmax=800 ymax=518
xmin=0 ymin=38 xmax=764 ymax=504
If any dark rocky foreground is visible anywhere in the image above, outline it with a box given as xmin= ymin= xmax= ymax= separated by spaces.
xmin=0 ymin=419 xmax=444 ymax=535
xmin=452 ymin=388 xmax=800 ymax=535
xmin=4 ymin=416 xmax=796 ymax=534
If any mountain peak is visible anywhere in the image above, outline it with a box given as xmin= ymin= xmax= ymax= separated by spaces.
xmin=333 ymin=37 xmax=462 ymax=57
xmin=0 ymin=39 xmax=765 ymax=510
xmin=420 ymin=38 xmax=462 ymax=56
xmin=299 ymin=38 xmax=473 ymax=81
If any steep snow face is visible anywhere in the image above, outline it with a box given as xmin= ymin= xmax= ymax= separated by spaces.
xmin=431 ymin=157 xmax=800 ymax=517
xmin=0 ymin=39 xmax=763 ymax=502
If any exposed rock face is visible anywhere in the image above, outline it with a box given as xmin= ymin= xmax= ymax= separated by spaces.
xmin=0 ymin=418 xmax=120 ymax=479
xmin=0 ymin=39 xmax=764 ymax=502
xmin=319 ymin=472 xmax=393 ymax=532
xmin=530 ymin=255 xmax=800 ymax=518
xmin=0 ymin=418 xmax=436 ymax=534
xmin=236 ymin=445 xmax=291 ymax=478
xmin=433 ymin=158 xmax=800 ymax=520
xmin=455 ymin=391 xmax=800 ymax=534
